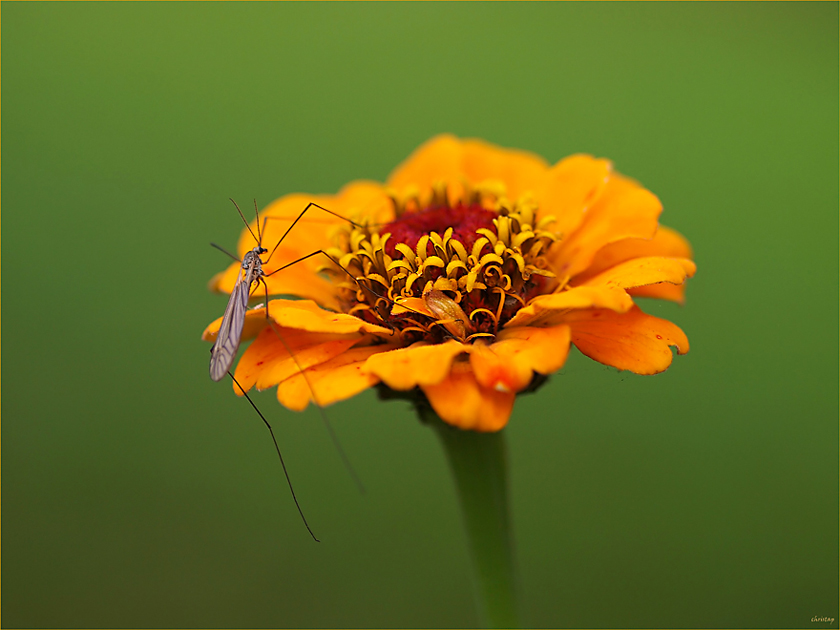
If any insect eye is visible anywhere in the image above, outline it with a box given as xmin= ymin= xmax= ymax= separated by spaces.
xmin=259 ymin=247 xmax=268 ymax=254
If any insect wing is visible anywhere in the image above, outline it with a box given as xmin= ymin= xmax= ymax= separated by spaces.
xmin=209 ymin=267 xmax=253 ymax=381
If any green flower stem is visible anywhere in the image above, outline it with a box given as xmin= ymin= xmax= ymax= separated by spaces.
xmin=421 ymin=406 xmax=520 ymax=629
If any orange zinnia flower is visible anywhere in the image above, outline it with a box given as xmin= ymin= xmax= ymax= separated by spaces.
xmin=203 ymin=135 xmax=695 ymax=432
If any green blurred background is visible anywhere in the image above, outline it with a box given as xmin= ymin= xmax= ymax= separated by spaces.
xmin=3 ymin=3 xmax=837 ymax=628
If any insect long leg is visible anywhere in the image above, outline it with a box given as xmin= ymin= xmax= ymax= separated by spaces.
xmin=264 ymin=249 xmax=342 ymax=278
xmin=264 ymin=249 xmax=389 ymax=319
xmin=209 ymin=200 xmax=379 ymax=538
xmin=228 ymin=368 xmax=320 ymax=542
xmin=259 ymin=277 xmax=366 ymax=494
xmin=213 ymin=209 xmax=372 ymax=493
xmin=214 ymin=211 xmax=360 ymax=272
xmin=212 ymin=199 xmax=409 ymax=507
xmin=258 ymin=206 xmax=391 ymax=256
xmin=263 ymin=202 xmax=369 ymax=265
xmin=263 ymin=247 xmax=432 ymax=341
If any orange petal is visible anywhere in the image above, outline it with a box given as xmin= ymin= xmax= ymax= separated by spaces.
xmin=458 ymin=138 xmax=549 ymax=200
xmin=363 ymin=340 xmax=469 ymax=390
xmin=388 ymin=135 xmax=463 ymax=194
xmin=210 ymin=262 xmax=341 ymax=311
xmin=567 ymin=305 xmax=689 ymax=375
xmin=628 ymin=282 xmax=688 ymax=303
xmin=232 ymin=325 xmax=362 ymax=394
xmin=276 ymin=345 xmax=392 ymax=411
xmin=202 ymin=303 xmax=272 ymax=343
xmin=579 ymin=233 xmax=696 ymax=303
xmin=506 ymin=285 xmax=634 ymax=328
xmin=580 ymin=256 xmax=696 ymax=291
xmin=262 ymin=299 xmax=393 ymax=338
xmin=550 ymin=175 xmax=662 ymax=279
xmin=208 ymin=262 xmax=242 ymax=294
xmin=580 ymin=225 xmax=693 ymax=279
xmin=205 ymin=298 xmax=391 ymax=342
xmin=387 ymin=134 xmax=548 ymax=203
xmin=262 ymin=272 xmax=341 ymax=311
xmin=335 ymin=179 xmax=395 ymax=225
xmin=470 ymin=325 xmax=571 ymax=392
xmin=421 ymin=362 xmax=515 ymax=432
xmin=534 ymin=154 xmax=612 ymax=237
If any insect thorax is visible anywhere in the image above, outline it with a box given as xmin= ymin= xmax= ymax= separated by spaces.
xmin=242 ymin=248 xmax=265 ymax=273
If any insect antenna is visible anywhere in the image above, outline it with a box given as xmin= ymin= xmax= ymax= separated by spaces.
xmin=253 ymin=198 xmax=263 ymax=245
xmin=230 ymin=198 xmax=262 ymax=245
xmin=228 ymin=367 xmax=320 ymax=542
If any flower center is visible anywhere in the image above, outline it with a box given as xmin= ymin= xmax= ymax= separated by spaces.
xmin=324 ymin=185 xmax=558 ymax=345
xmin=381 ymin=203 xmax=497 ymax=259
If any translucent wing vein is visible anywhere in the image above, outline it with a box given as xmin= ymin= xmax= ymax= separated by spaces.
xmin=210 ymin=268 xmax=253 ymax=381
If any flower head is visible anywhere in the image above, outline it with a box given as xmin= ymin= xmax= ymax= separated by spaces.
xmin=203 ymin=135 xmax=695 ymax=431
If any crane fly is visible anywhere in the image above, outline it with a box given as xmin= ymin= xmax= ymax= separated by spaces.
xmin=209 ymin=197 xmax=373 ymax=382
xmin=209 ymin=203 xmax=268 ymax=382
